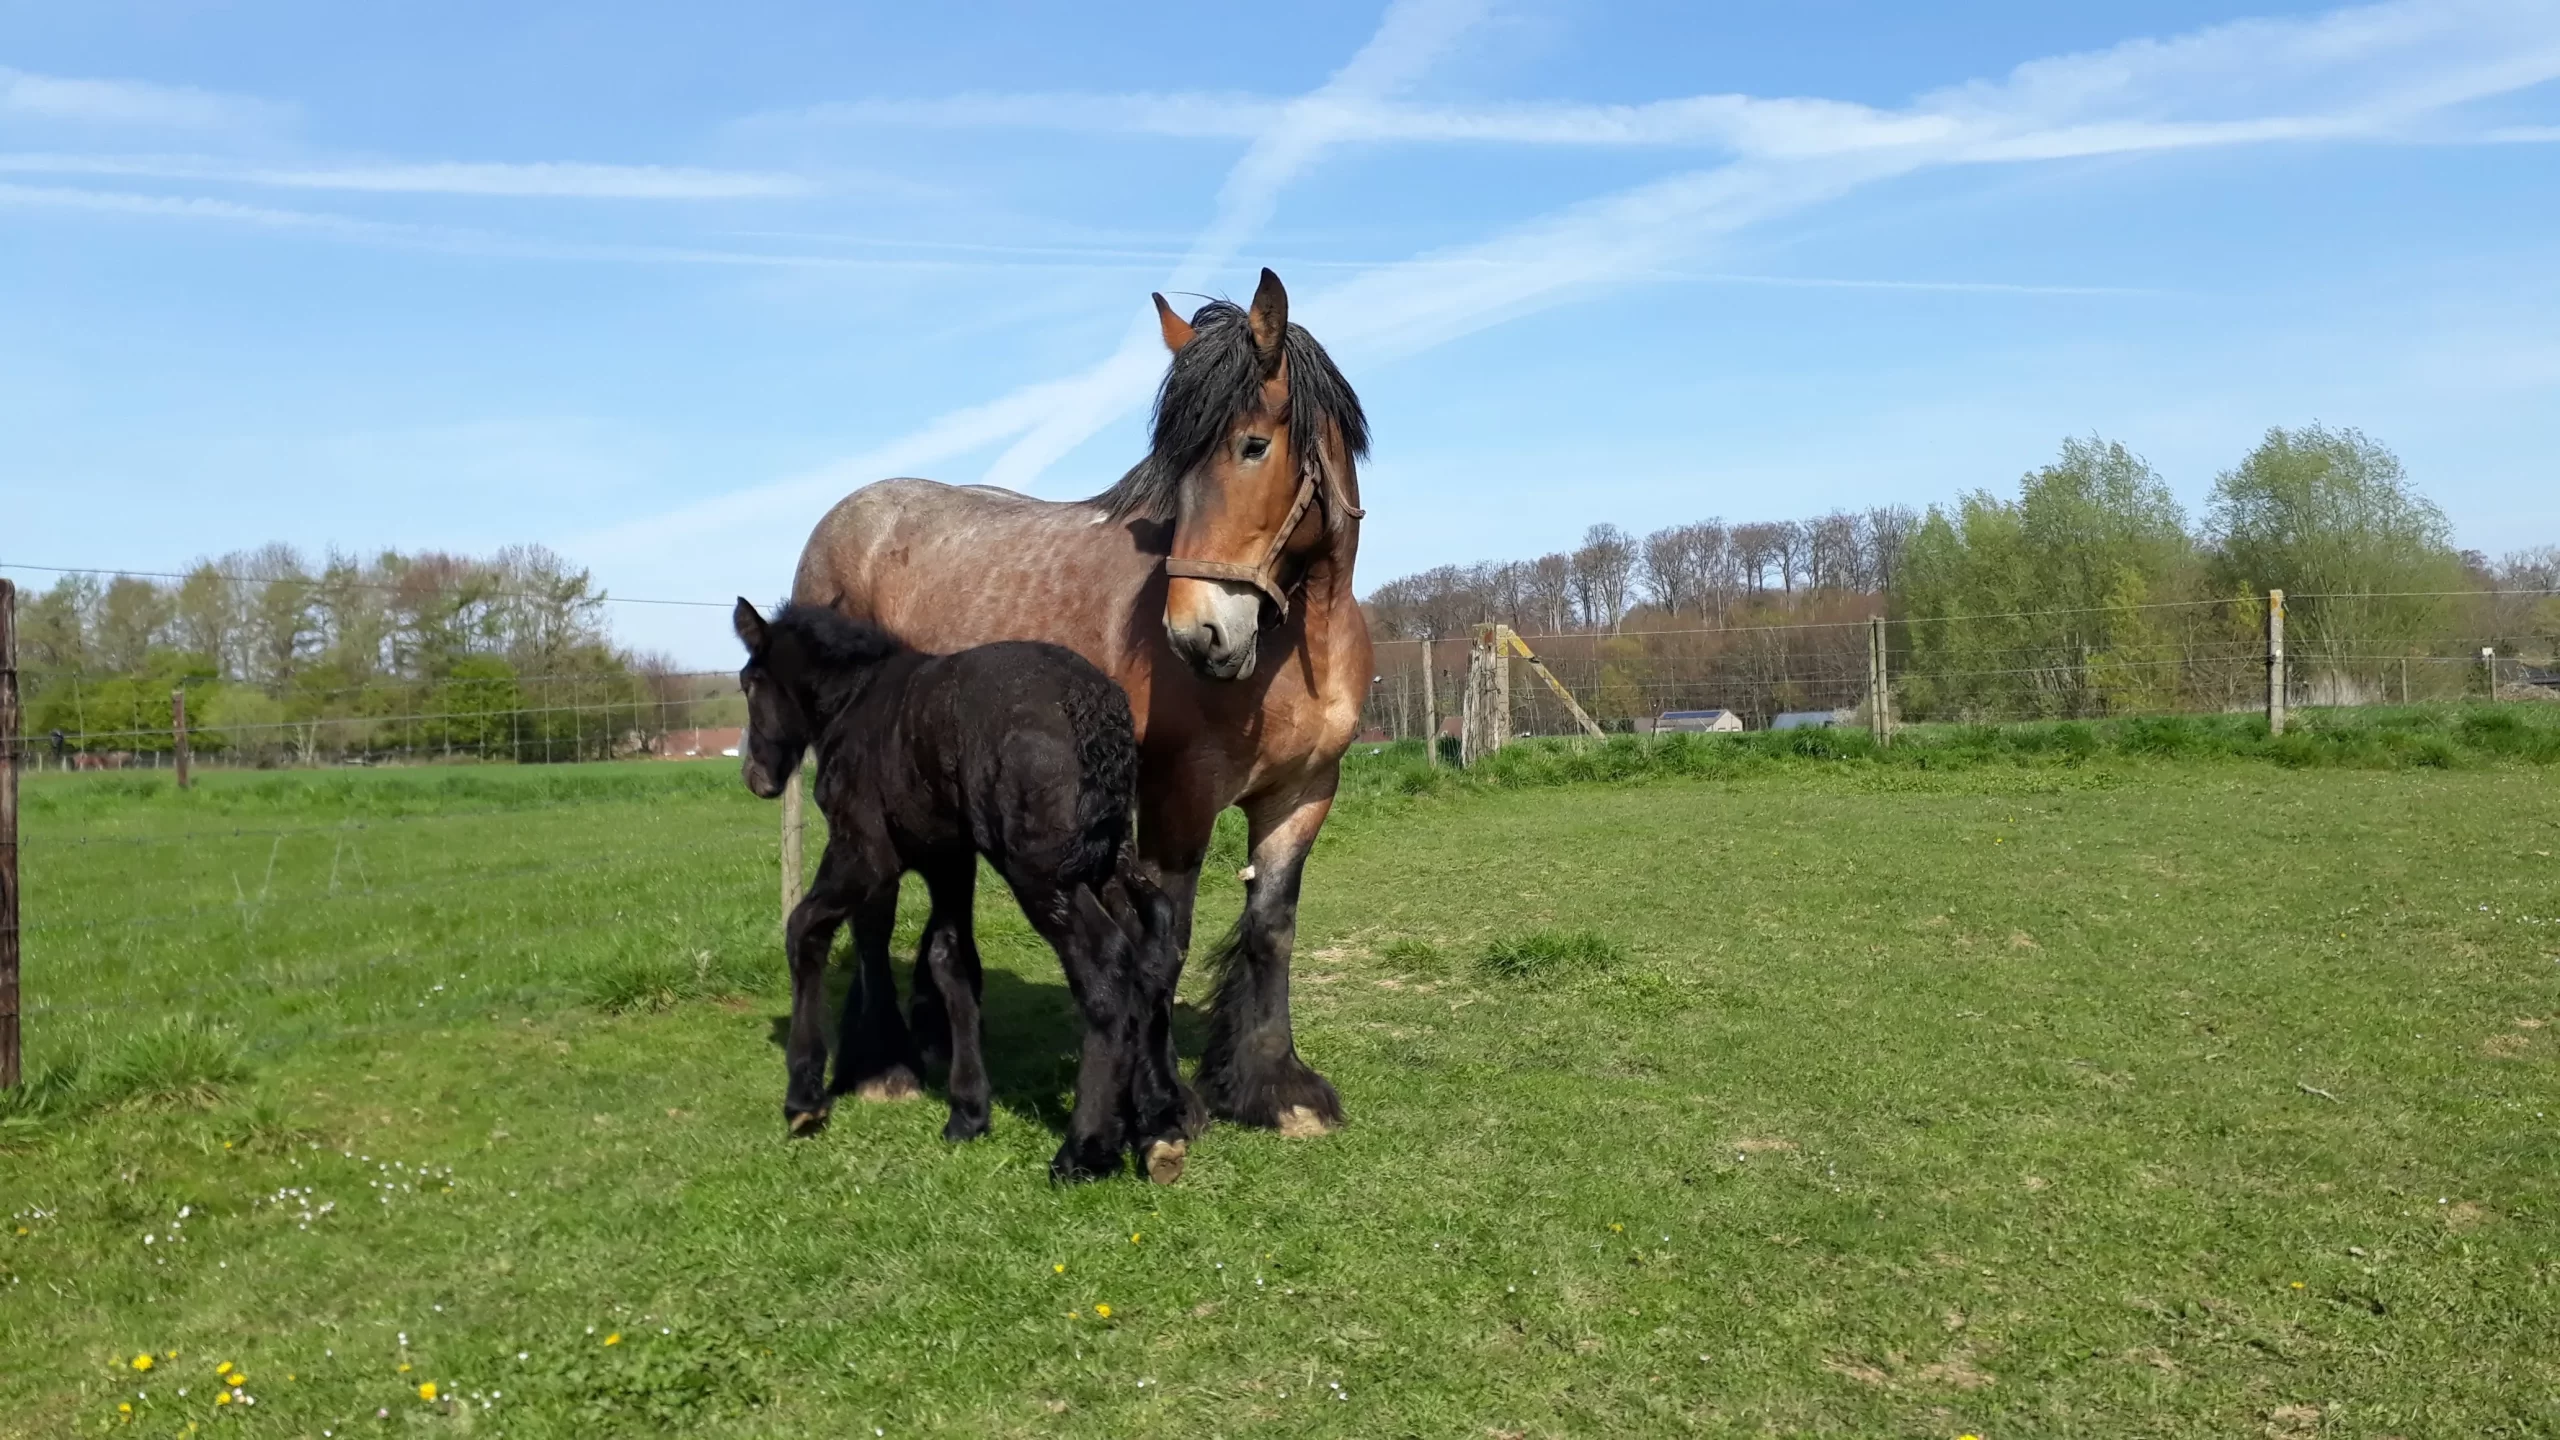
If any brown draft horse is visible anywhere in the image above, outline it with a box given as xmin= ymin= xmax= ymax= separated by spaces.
xmin=791 ymin=269 xmax=1370 ymax=1135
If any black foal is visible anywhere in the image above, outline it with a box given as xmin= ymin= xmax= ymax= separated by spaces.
xmin=732 ymin=598 xmax=1191 ymax=1182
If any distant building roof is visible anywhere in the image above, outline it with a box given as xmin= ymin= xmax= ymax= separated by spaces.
xmin=1770 ymin=710 xmax=1850 ymax=731
xmin=1653 ymin=708 xmax=1742 ymax=733
xmin=661 ymin=726 xmax=743 ymax=759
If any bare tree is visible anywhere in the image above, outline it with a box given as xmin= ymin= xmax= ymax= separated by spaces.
xmin=1640 ymin=524 xmax=1694 ymax=616
xmin=1864 ymin=505 xmax=1917 ymax=593
xmin=1527 ymin=553 xmax=1573 ymax=634
xmin=1730 ymin=522 xmax=1783 ymax=596
xmin=1574 ymin=524 xmax=1635 ymax=632
xmin=1806 ymin=511 xmax=1862 ymax=591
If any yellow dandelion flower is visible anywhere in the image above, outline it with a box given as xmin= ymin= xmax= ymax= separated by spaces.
xmin=213 ymin=1393 xmax=231 ymax=1407
xmin=1067 ymin=1310 xmax=1079 ymax=1319
xmin=1095 ymin=1304 xmax=1112 ymax=1319
xmin=2290 ymin=1281 xmax=2305 ymax=1290
xmin=1610 ymin=1223 xmax=1623 ymax=1233
xmin=418 ymin=1382 xmax=438 ymax=1401
xmin=604 ymin=1333 xmax=621 ymax=1346
xmin=165 ymin=1351 xmax=177 ymax=1360
xmin=119 ymin=1403 xmax=133 ymax=1414
xmin=216 ymin=1362 xmax=233 ymax=1375
xmin=230 ymin=1375 xmax=247 ymax=1388
xmin=397 ymin=1362 xmax=412 ymax=1373
xmin=1130 ymin=1232 xmax=1142 ymax=1244
xmin=1053 ymin=1264 xmax=1065 ymax=1274
xmin=13 ymin=1226 xmax=26 ymax=1235
xmin=132 ymin=1355 xmax=155 ymax=1372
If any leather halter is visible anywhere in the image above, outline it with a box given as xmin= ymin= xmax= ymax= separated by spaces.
xmin=1161 ymin=456 xmax=1363 ymax=624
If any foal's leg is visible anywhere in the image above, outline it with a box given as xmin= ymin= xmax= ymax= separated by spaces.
xmin=1197 ymin=779 xmax=1342 ymax=1135
xmin=782 ymin=841 xmax=862 ymax=1133
xmin=832 ymin=879 xmax=923 ymax=1102
xmin=918 ymin=860 xmax=991 ymax=1142
xmin=1014 ymin=882 xmax=1139 ymax=1181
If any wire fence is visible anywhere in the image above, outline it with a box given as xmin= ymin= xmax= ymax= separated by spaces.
xmin=1356 ymin=590 xmax=2560 ymax=741
xmin=2 ymin=565 xmax=2556 ymax=1092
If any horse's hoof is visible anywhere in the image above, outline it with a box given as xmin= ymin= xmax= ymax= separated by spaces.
xmin=786 ymin=1107 xmax=831 ymax=1137
xmin=1049 ymin=1150 xmax=1117 ymax=1185
xmin=853 ymin=1069 xmax=922 ymax=1103
xmin=1142 ymin=1139 xmax=1188 ymax=1185
xmin=1277 ymin=1105 xmax=1336 ymax=1139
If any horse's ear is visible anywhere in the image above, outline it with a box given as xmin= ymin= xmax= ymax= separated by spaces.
xmin=1152 ymin=293 xmax=1194 ymax=353
xmin=732 ymin=597 xmax=767 ymax=652
xmin=1246 ymin=267 xmax=1288 ymax=375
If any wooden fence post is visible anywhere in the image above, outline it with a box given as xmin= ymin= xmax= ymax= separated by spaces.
xmin=1866 ymin=616 xmax=1893 ymax=748
xmin=2265 ymin=589 xmax=2286 ymax=737
xmin=172 ymin=687 xmax=191 ymax=789
xmin=780 ymin=757 xmax=805 ymax=924
xmin=2 ymin=578 xmax=20 ymax=1089
xmin=2481 ymin=647 xmax=2497 ymax=699
xmin=1461 ymin=625 xmax=1508 ymax=766
xmin=1419 ymin=633 xmax=1439 ymax=768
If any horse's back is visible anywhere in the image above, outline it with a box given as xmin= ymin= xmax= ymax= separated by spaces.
xmin=793 ymin=478 xmax=1154 ymax=661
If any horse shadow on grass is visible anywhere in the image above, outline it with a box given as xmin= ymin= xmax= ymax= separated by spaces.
xmin=767 ymin=958 xmax=1209 ymax=1137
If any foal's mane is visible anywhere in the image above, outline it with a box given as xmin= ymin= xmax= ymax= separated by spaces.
xmin=1089 ymin=299 xmax=1370 ymax=529
xmin=766 ymin=601 xmax=907 ymax=705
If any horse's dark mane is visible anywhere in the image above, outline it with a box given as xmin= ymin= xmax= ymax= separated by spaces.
xmin=1089 ymin=299 xmax=1370 ymax=527
xmin=763 ymin=601 xmax=908 ymax=713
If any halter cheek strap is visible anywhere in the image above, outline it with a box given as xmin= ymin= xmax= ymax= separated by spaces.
xmin=1162 ymin=458 xmax=1363 ymax=623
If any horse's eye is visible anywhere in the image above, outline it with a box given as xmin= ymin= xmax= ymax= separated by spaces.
xmin=1241 ymin=436 xmax=1271 ymax=461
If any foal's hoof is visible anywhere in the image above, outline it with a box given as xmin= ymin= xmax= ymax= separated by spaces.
xmin=1277 ymin=1105 xmax=1337 ymax=1139
xmin=1142 ymin=1139 xmax=1188 ymax=1185
xmin=785 ymin=1107 xmax=831 ymax=1138
xmin=851 ymin=1068 xmax=922 ymax=1103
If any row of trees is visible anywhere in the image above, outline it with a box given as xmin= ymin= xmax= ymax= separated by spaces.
xmin=1360 ymin=425 xmax=2560 ymax=727
xmin=11 ymin=545 xmax=716 ymax=765
xmin=1364 ymin=507 xmax=1918 ymax=641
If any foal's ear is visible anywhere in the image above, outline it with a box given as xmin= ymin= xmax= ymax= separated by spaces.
xmin=1152 ymin=293 xmax=1194 ymax=353
xmin=732 ymin=597 xmax=768 ymax=652
xmin=1246 ymin=267 xmax=1288 ymax=375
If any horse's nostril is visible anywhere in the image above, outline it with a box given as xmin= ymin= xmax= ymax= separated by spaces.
xmin=1201 ymin=621 xmax=1224 ymax=653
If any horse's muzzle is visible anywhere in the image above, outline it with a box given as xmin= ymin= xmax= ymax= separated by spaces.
xmin=741 ymin=757 xmax=786 ymax=800
xmin=1165 ymin=578 xmax=1263 ymax=681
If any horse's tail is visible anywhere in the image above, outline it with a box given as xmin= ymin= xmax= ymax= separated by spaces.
xmin=1059 ymin=677 xmax=1139 ymax=887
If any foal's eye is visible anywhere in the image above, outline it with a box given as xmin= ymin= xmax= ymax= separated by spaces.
xmin=1240 ymin=436 xmax=1271 ymax=461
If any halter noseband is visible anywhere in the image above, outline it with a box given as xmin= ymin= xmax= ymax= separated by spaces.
xmin=1161 ymin=456 xmax=1363 ymax=624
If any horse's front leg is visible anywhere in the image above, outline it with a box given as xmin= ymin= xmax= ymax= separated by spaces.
xmin=782 ymin=840 xmax=863 ymax=1134
xmin=1197 ymin=780 xmax=1341 ymax=1135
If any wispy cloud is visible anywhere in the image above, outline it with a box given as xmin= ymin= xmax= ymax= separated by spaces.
xmin=0 ymin=179 xmax=1155 ymax=270
xmin=0 ymin=151 xmax=810 ymax=198
xmin=585 ymin=0 xmax=1491 ymax=578
xmin=0 ymin=64 xmax=288 ymax=131
xmin=974 ymin=0 xmax=1488 ymax=493
xmin=595 ymin=0 xmax=2560 ymax=587
xmin=767 ymin=0 xmax=2560 ymax=161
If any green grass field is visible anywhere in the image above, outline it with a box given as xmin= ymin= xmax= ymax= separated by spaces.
xmin=4 ymin=715 xmax=2557 ymax=1437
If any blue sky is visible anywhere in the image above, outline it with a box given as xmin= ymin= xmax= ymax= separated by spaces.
xmin=5 ymin=0 xmax=2556 ymax=663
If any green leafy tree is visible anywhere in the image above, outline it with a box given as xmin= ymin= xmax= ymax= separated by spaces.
xmin=1897 ymin=437 xmax=2196 ymax=719
xmin=2207 ymin=425 xmax=2462 ymax=701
